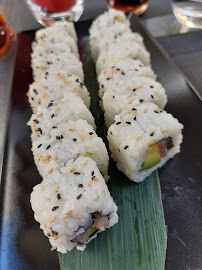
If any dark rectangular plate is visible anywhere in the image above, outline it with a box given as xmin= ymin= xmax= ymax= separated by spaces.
xmin=0 ymin=16 xmax=201 ymax=270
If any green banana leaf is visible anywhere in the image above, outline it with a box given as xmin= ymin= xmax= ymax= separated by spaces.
xmin=58 ymin=44 xmax=167 ymax=270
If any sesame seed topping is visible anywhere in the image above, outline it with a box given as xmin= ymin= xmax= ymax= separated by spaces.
xmin=56 ymin=136 xmax=61 ymax=140
xmin=48 ymin=103 xmax=53 ymax=107
xmin=70 ymin=168 xmax=75 ymax=172
xmin=52 ymin=126 xmax=57 ymax=129
xmin=80 ymin=83 xmax=84 ymax=87
xmin=101 ymin=84 xmax=104 ymax=88
xmin=144 ymin=109 xmax=148 ymax=113
xmin=55 ymin=193 xmax=61 ymax=200
xmin=41 ymin=185 xmax=44 ymax=191
xmin=50 ymin=217 xmax=56 ymax=223
xmin=46 ymin=145 xmax=51 ymax=150
xmin=116 ymin=68 xmax=120 ymax=71
xmin=135 ymin=69 xmax=139 ymax=71
xmin=132 ymin=108 xmax=137 ymax=111
xmin=116 ymin=122 xmax=121 ymax=125
xmin=89 ymin=132 xmax=94 ymax=135
xmin=33 ymin=89 xmax=38 ymax=95
xmin=92 ymin=171 xmax=94 ymax=176
xmin=150 ymin=85 xmax=154 ymax=88
xmin=126 ymin=122 xmax=131 ymax=125
xmin=83 ymin=160 xmax=88 ymax=165
xmin=150 ymin=132 xmax=154 ymax=136
xmin=52 ymin=206 xmax=59 ymax=211
xmin=122 ymin=72 xmax=125 ymax=75
xmin=69 ymin=129 xmax=75 ymax=132
xmin=106 ymin=78 xmax=110 ymax=80
xmin=51 ymin=114 xmax=55 ymax=118
xmin=48 ymin=168 xmax=53 ymax=174
xmin=134 ymin=117 xmax=136 ymax=121
xmin=74 ymin=172 xmax=80 ymax=175
xmin=76 ymin=78 xmax=80 ymax=83
xmin=133 ymin=88 xmax=136 ymax=92
xmin=61 ymin=135 xmax=64 ymax=139
xmin=118 ymin=148 xmax=120 ymax=152
xmin=88 ymin=180 xmax=92 ymax=186
xmin=51 ymin=229 xmax=58 ymax=235
xmin=140 ymin=99 xmax=144 ymax=103
xmin=124 ymin=145 xmax=129 ymax=150
xmin=33 ymin=119 xmax=39 ymax=124
xmin=151 ymin=95 xmax=154 ymax=99
xmin=78 ymin=184 xmax=83 ymax=188
xmin=55 ymin=155 xmax=58 ymax=161
xmin=73 ymin=138 xmax=77 ymax=142
xmin=94 ymin=177 xmax=99 ymax=182
xmin=154 ymin=110 xmax=159 ymax=113
xmin=110 ymin=132 xmax=113 ymax=135
xmin=38 ymin=144 xmax=42 ymax=148
xmin=66 ymin=210 xmax=73 ymax=215
xmin=77 ymin=194 xmax=82 ymax=200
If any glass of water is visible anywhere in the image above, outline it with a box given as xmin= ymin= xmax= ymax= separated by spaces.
xmin=172 ymin=0 xmax=202 ymax=28
xmin=25 ymin=0 xmax=84 ymax=26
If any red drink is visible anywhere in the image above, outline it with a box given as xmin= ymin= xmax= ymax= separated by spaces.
xmin=107 ymin=0 xmax=149 ymax=15
xmin=33 ymin=0 xmax=76 ymax=13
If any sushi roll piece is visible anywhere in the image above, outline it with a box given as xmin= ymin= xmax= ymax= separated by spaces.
xmin=30 ymin=156 xmax=118 ymax=253
xmin=33 ymin=34 xmax=79 ymax=57
xmin=96 ymin=39 xmax=150 ymax=75
xmin=35 ymin=21 xmax=77 ymax=43
xmin=98 ymin=59 xmax=156 ymax=99
xmin=89 ymin=22 xmax=132 ymax=61
xmin=107 ymin=102 xmax=183 ymax=182
xmin=32 ymin=51 xmax=83 ymax=81
xmin=32 ymin=120 xmax=109 ymax=180
xmin=28 ymin=92 xmax=96 ymax=139
xmin=28 ymin=71 xmax=90 ymax=111
xmin=102 ymin=76 xmax=167 ymax=127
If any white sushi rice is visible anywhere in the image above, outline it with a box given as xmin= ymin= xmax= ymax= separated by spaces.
xmin=32 ymin=120 xmax=109 ymax=180
xmin=98 ymin=59 xmax=156 ymax=99
xmin=30 ymin=156 xmax=118 ymax=253
xmin=28 ymin=71 xmax=90 ymax=111
xmin=96 ymin=39 xmax=151 ymax=75
xmin=102 ymin=76 xmax=167 ymax=127
xmin=32 ymin=51 xmax=83 ymax=81
xmin=107 ymin=103 xmax=183 ymax=182
xmin=28 ymin=92 xmax=96 ymax=139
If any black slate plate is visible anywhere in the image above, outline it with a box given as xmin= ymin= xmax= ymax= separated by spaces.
xmin=0 ymin=16 xmax=201 ymax=270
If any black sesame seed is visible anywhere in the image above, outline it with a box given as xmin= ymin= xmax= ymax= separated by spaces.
xmin=118 ymin=148 xmax=120 ymax=152
xmin=122 ymin=72 xmax=125 ymax=75
xmin=80 ymin=83 xmax=84 ymax=87
xmin=116 ymin=68 xmax=120 ymax=71
xmin=38 ymin=128 xmax=42 ymax=134
xmin=52 ymin=206 xmax=59 ymax=211
xmin=92 ymin=176 xmax=95 ymax=180
xmin=134 ymin=117 xmax=136 ymax=121
xmin=89 ymin=132 xmax=94 ymax=135
xmin=45 ymin=72 xmax=49 ymax=75
xmin=57 ymin=194 xmax=61 ymax=200
xmin=47 ymin=61 xmax=52 ymax=65
xmin=133 ymin=88 xmax=136 ymax=92
xmin=73 ymin=138 xmax=77 ymax=142
xmin=48 ymin=103 xmax=53 ymax=107
xmin=132 ymin=108 xmax=137 ymax=111
xmin=113 ymin=96 xmax=115 ymax=99
xmin=150 ymin=132 xmax=154 ymax=136
xmin=76 ymin=79 xmax=80 ymax=83
xmin=31 ymin=97 xmax=34 ymax=101
xmin=52 ymin=126 xmax=57 ymax=129
xmin=77 ymin=194 xmax=82 ymax=200
xmin=51 ymin=230 xmax=58 ymax=236
xmin=33 ymin=119 xmax=39 ymax=124
xmin=140 ymin=99 xmax=144 ymax=103
xmin=46 ymin=145 xmax=51 ymax=150
xmin=78 ymin=184 xmax=83 ymax=188
xmin=150 ymin=85 xmax=154 ymax=88
xmin=33 ymin=89 xmax=38 ymax=95
xmin=74 ymin=172 xmax=80 ymax=175
xmin=92 ymin=171 xmax=94 ymax=176
xmin=61 ymin=135 xmax=64 ymax=139
xmin=50 ymin=100 xmax=54 ymax=102
xmin=124 ymin=145 xmax=129 ymax=150
xmin=37 ymin=144 xmax=42 ymax=148
xmin=112 ymin=66 xmax=115 ymax=68
xmin=116 ymin=122 xmax=121 ymax=125
xmin=110 ymin=132 xmax=113 ymax=135
xmin=160 ymin=110 xmax=163 ymax=113
xmin=135 ymin=69 xmax=139 ymax=71
xmin=101 ymin=84 xmax=104 ymax=88
xmin=126 ymin=122 xmax=131 ymax=125
xmin=154 ymin=110 xmax=159 ymax=114
xmin=51 ymin=114 xmax=55 ymax=118
xmin=68 ymin=74 xmax=72 ymax=77
xmin=151 ymin=95 xmax=154 ymax=99
xmin=106 ymin=78 xmax=110 ymax=80
xmin=56 ymin=136 xmax=61 ymax=140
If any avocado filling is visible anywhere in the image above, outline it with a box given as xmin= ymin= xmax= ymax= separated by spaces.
xmin=141 ymin=137 xmax=173 ymax=171
xmin=71 ymin=212 xmax=110 ymax=245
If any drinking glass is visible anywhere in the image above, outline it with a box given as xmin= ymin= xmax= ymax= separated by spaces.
xmin=172 ymin=0 xmax=202 ymax=28
xmin=106 ymin=0 xmax=149 ymax=16
xmin=25 ymin=0 xmax=84 ymax=26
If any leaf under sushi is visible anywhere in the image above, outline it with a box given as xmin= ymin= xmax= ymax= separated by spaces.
xmin=58 ymin=44 xmax=167 ymax=270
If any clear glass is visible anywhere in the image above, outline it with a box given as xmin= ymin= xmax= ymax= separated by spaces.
xmin=172 ymin=0 xmax=202 ymax=28
xmin=25 ymin=0 xmax=84 ymax=26
xmin=107 ymin=0 xmax=149 ymax=16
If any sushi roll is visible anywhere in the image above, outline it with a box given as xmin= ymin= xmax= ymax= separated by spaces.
xmin=30 ymin=156 xmax=118 ymax=253
xmin=98 ymin=59 xmax=156 ymax=99
xmin=32 ymin=120 xmax=109 ymax=180
xmin=102 ymin=76 xmax=167 ymax=127
xmin=96 ymin=39 xmax=150 ymax=75
xmin=107 ymin=102 xmax=183 ymax=182
xmin=28 ymin=92 xmax=96 ymax=139
xmin=28 ymin=71 xmax=90 ymax=111
xmin=32 ymin=52 xmax=84 ymax=81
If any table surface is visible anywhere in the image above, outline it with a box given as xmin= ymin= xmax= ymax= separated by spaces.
xmin=0 ymin=1 xmax=201 ymax=270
